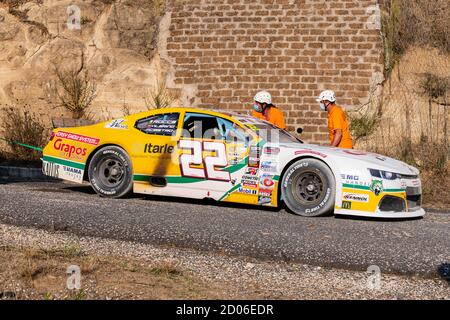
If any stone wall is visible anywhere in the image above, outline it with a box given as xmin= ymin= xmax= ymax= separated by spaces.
xmin=0 ymin=0 xmax=384 ymax=145
xmin=164 ymin=0 xmax=384 ymax=143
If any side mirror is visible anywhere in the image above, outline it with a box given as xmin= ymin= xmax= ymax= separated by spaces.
xmin=296 ymin=127 xmax=303 ymax=134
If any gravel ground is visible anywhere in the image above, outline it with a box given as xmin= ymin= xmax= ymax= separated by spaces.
xmin=0 ymin=181 xmax=448 ymax=278
xmin=0 ymin=223 xmax=448 ymax=300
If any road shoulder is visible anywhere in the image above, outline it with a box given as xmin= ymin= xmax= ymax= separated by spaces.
xmin=0 ymin=223 xmax=448 ymax=300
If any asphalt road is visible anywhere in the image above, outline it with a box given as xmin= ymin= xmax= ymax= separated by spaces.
xmin=0 ymin=179 xmax=449 ymax=278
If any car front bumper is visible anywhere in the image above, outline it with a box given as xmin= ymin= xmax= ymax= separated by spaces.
xmin=335 ymin=207 xmax=425 ymax=219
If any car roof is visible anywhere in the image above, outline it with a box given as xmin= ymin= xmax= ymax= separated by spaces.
xmin=130 ymin=107 xmax=259 ymax=124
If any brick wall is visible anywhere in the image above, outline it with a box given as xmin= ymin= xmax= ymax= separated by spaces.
xmin=165 ymin=0 xmax=384 ymax=144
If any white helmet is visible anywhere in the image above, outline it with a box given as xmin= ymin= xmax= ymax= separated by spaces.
xmin=254 ymin=91 xmax=272 ymax=104
xmin=316 ymin=90 xmax=336 ymax=103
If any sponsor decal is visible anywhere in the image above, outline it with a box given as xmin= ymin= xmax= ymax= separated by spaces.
xmin=370 ymin=180 xmax=383 ymax=196
xmin=145 ymin=119 xmax=178 ymax=135
xmin=238 ymin=187 xmax=257 ymax=195
xmin=341 ymin=173 xmax=369 ymax=187
xmin=343 ymin=150 xmax=368 ymax=156
xmin=258 ymin=188 xmax=273 ymax=197
xmin=55 ymin=131 xmax=99 ymax=146
xmin=401 ymin=180 xmax=407 ymax=189
xmin=42 ymin=161 xmax=84 ymax=183
xmin=342 ymin=192 xmax=369 ymax=203
xmin=248 ymin=146 xmax=261 ymax=168
xmin=53 ymin=139 xmax=87 ymax=160
xmin=242 ymin=181 xmax=258 ymax=188
xmin=229 ymin=157 xmax=240 ymax=165
xmin=42 ymin=161 xmax=59 ymax=177
xmin=245 ymin=167 xmax=258 ymax=175
xmin=294 ymin=149 xmax=327 ymax=158
xmin=261 ymin=178 xmax=275 ymax=188
xmin=144 ymin=143 xmax=174 ymax=154
xmin=259 ymin=173 xmax=275 ymax=189
xmin=260 ymin=161 xmax=277 ymax=173
xmin=105 ymin=118 xmax=128 ymax=129
xmin=62 ymin=165 xmax=83 ymax=181
xmin=258 ymin=195 xmax=272 ymax=205
xmin=412 ymin=179 xmax=420 ymax=187
xmin=263 ymin=146 xmax=280 ymax=155
xmin=241 ymin=174 xmax=259 ymax=188
xmin=376 ymin=156 xmax=387 ymax=161
xmin=342 ymin=201 xmax=352 ymax=209
xmin=341 ymin=174 xmax=360 ymax=181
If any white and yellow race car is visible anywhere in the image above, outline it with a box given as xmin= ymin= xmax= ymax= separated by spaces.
xmin=42 ymin=108 xmax=425 ymax=218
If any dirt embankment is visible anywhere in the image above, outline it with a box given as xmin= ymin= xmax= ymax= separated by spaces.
xmin=0 ymin=0 xmax=169 ymax=125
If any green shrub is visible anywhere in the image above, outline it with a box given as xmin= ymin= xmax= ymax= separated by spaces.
xmin=349 ymin=112 xmax=380 ymax=142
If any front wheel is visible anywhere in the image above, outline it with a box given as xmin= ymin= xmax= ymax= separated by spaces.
xmin=88 ymin=146 xmax=133 ymax=198
xmin=281 ymin=158 xmax=335 ymax=217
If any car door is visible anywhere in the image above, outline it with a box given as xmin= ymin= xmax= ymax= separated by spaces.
xmin=176 ymin=112 xmax=253 ymax=200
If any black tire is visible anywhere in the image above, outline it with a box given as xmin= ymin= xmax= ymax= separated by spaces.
xmin=88 ymin=146 xmax=133 ymax=198
xmin=281 ymin=158 xmax=335 ymax=217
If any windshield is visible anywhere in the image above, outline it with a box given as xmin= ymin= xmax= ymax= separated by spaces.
xmin=244 ymin=121 xmax=302 ymax=144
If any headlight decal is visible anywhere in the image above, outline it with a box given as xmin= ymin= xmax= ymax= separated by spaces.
xmin=369 ymin=169 xmax=401 ymax=180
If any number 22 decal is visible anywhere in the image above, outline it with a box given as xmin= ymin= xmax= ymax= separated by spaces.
xmin=179 ymin=140 xmax=231 ymax=181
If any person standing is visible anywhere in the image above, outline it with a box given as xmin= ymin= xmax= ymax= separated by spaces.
xmin=317 ymin=90 xmax=353 ymax=149
xmin=251 ymin=91 xmax=286 ymax=130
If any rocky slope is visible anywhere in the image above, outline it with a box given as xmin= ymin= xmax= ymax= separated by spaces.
xmin=0 ymin=0 xmax=169 ymax=125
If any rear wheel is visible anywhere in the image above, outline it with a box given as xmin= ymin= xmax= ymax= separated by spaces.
xmin=281 ymin=158 xmax=335 ymax=217
xmin=88 ymin=146 xmax=133 ymax=198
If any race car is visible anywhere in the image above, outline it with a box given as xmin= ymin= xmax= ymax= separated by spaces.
xmin=42 ymin=108 xmax=425 ymax=218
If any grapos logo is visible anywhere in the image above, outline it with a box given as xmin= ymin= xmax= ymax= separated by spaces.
xmin=367 ymin=265 xmax=381 ymax=290
xmin=67 ymin=265 xmax=81 ymax=290
xmin=67 ymin=5 xmax=81 ymax=30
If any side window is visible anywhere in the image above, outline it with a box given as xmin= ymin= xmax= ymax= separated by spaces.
xmin=182 ymin=113 xmax=222 ymax=140
xmin=217 ymin=118 xmax=250 ymax=145
xmin=135 ymin=113 xmax=179 ymax=136
xmin=182 ymin=113 xmax=251 ymax=143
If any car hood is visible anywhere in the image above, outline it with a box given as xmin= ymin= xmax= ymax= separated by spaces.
xmin=277 ymin=142 xmax=419 ymax=176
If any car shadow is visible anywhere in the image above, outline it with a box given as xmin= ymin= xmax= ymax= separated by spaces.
xmin=63 ymin=184 xmax=281 ymax=213
xmin=63 ymin=185 xmax=97 ymax=195
xmin=0 ymin=177 xmax=58 ymax=185
xmin=334 ymin=215 xmax=424 ymax=222
xmin=62 ymin=185 xmax=427 ymax=220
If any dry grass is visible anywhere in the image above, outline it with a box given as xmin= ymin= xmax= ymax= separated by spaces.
xmin=0 ymin=106 xmax=48 ymax=161
xmin=0 ymin=244 xmax=252 ymax=300
xmin=144 ymin=81 xmax=175 ymax=110
xmin=381 ymin=0 xmax=449 ymax=77
xmin=54 ymin=67 xmax=97 ymax=120
xmin=353 ymin=44 xmax=449 ymax=208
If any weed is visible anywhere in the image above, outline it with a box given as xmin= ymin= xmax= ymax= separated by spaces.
xmin=144 ymin=81 xmax=174 ymax=110
xmin=0 ymin=106 xmax=48 ymax=161
xmin=54 ymin=67 xmax=97 ymax=119
xmin=147 ymin=261 xmax=182 ymax=277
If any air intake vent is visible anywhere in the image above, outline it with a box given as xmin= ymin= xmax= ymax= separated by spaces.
xmin=379 ymin=195 xmax=406 ymax=212
xmin=149 ymin=177 xmax=167 ymax=187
